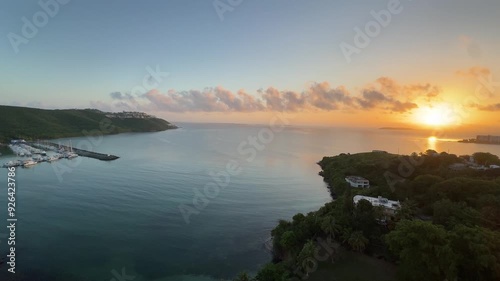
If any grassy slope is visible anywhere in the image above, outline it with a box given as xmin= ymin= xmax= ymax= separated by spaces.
xmin=0 ymin=105 xmax=176 ymax=142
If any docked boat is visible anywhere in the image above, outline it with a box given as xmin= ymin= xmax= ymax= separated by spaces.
xmin=32 ymin=155 xmax=45 ymax=162
xmin=66 ymin=141 xmax=78 ymax=159
xmin=46 ymin=155 xmax=60 ymax=162
xmin=66 ymin=152 xmax=78 ymax=159
xmin=3 ymin=160 xmax=21 ymax=168
xmin=23 ymin=159 xmax=37 ymax=167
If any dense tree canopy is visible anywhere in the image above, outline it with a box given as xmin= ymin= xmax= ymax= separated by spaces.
xmin=473 ymin=152 xmax=500 ymax=165
xmin=239 ymin=151 xmax=500 ymax=281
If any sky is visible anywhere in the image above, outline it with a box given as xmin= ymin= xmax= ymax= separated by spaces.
xmin=1 ymin=0 xmax=500 ymax=131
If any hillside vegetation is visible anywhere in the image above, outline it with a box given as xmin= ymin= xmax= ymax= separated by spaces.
xmin=0 ymin=105 xmax=176 ymax=142
xmin=236 ymin=150 xmax=500 ymax=281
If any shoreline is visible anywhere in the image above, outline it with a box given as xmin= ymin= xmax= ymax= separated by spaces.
xmin=458 ymin=140 xmax=500 ymax=145
xmin=1 ymin=126 xmax=178 ymax=145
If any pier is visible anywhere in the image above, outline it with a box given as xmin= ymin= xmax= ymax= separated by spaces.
xmin=35 ymin=142 xmax=120 ymax=161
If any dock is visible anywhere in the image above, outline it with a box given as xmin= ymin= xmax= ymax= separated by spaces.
xmin=36 ymin=142 xmax=119 ymax=161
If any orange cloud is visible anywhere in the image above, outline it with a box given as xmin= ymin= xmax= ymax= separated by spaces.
xmin=455 ymin=66 xmax=491 ymax=78
xmin=92 ymin=77 xmax=442 ymax=114
xmin=471 ymin=103 xmax=500 ymax=111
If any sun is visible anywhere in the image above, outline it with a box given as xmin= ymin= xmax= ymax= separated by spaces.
xmin=413 ymin=104 xmax=457 ymax=127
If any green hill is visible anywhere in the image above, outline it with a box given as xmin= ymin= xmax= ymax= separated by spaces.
xmin=0 ymin=105 xmax=177 ymax=142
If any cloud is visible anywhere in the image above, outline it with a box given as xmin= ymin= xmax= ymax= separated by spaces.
xmin=374 ymin=77 xmax=441 ymax=100
xmin=357 ymin=90 xmax=390 ymax=109
xmin=93 ymin=77 xmax=436 ymax=114
xmin=356 ymin=90 xmax=417 ymax=113
xmin=307 ymin=82 xmax=353 ymax=110
xmin=110 ymin=92 xmax=126 ymax=100
xmin=472 ymin=103 xmax=500 ymax=111
xmin=109 ymin=91 xmax=143 ymax=111
xmin=90 ymin=101 xmax=113 ymax=112
xmin=455 ymin=66 xmax=491 ymax=78
xmin=389 ymin=101 xmax=419 ymax=113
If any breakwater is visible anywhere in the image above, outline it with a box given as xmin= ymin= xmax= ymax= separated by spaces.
xmin=41 ymin=142 xmax=119 ymax=161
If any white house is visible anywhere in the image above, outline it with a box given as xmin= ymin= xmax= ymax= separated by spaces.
xmin=353 ymin=195 xmax=401 ymax=215
xmin=345 ymin=176 xmax=370 ymax=188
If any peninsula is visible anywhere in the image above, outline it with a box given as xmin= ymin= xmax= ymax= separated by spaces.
xmin=0 ymin=105 xmax=177 ymax=143
xmin=237 ymin=150 xmax=500 ymax=281
xmin=459 ymin=135 xmax=500 ymax=145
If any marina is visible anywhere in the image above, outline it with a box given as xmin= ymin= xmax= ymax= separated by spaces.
xmin=2 ymin=140 xmax=119 ymax=168
xmin=43 ymin=142 xmax=120 ymax=161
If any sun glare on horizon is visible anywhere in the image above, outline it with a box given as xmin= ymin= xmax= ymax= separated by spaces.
xmin=413 ymin=104 xmax=458 ymax=127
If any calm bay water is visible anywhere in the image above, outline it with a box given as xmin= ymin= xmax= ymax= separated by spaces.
xmin=1 ymin=123 xmax=500 ymax=280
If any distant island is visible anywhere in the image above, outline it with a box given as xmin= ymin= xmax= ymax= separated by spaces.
xmin=379 ymin=127 xmax=414 ymax=131
xmin=459 ymin=135 xmax=500 ymax=145
xmin=0 ymin=105 xmax=177 ymax=143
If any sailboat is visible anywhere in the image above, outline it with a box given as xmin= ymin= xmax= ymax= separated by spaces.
xmin=66 ymin=140 xmax=78 ymax=159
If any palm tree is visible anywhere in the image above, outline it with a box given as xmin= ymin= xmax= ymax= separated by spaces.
xmin=321 ymin=216 xmax=340 ymax=239
xmin=340 ymin=227 xmax=352 ymax=244
xmin=348 ymin=231 xmax=369 ymax=252
xmin=297 ymin=240 xmax=316 ymax=279
xmin=321 ymin=216 xmax=342 ymax=263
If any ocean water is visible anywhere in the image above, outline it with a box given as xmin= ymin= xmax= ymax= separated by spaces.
xmin=1 ymin=123 xmax=500 ymax=281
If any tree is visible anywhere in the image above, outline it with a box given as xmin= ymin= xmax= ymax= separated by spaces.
xmin=342 ymin=189 xmax=354 ymax=213
xmin=395 ymin=199 xmax=417 ymax=220
xmin=292 ymin=213 xmax=306 ymax=224
xmin=321 ymin=215 xmax=341 ymax=240
xmin=425 ymin=149 xmax=438 ymax=156
xmin=406 ymin=174 xmax=443 ymax=202
xmin=272 ymin=219 xmax=291 ymax=237
xmin=352 ymin=199 xmax=379 ymax=239
xmin=255 ymin=263 xmax=289 ymax=281
xmin=473 ymin=152 xmax=500 ymax=166
xmin=296 ymin=240 xmax=316 ymax=279
xmin=432 ymin=199 xmax=481 ymax=228
xmin=386 ymin=220 xmax=456 ymax=281
xmin=279 ymin=231 xmax=299 ymax=254
xmin=347 ymin=231 xmax=368 ymax=252
xmin=271 ymin=219 xmax=292 ymax=259
xmin=234 ymin=272 xmax=252 ymax=281
xmin=429 ymin=178 xmax=499 ymax=207
xmin=449 ymin=225 xmax=500 ymax=280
